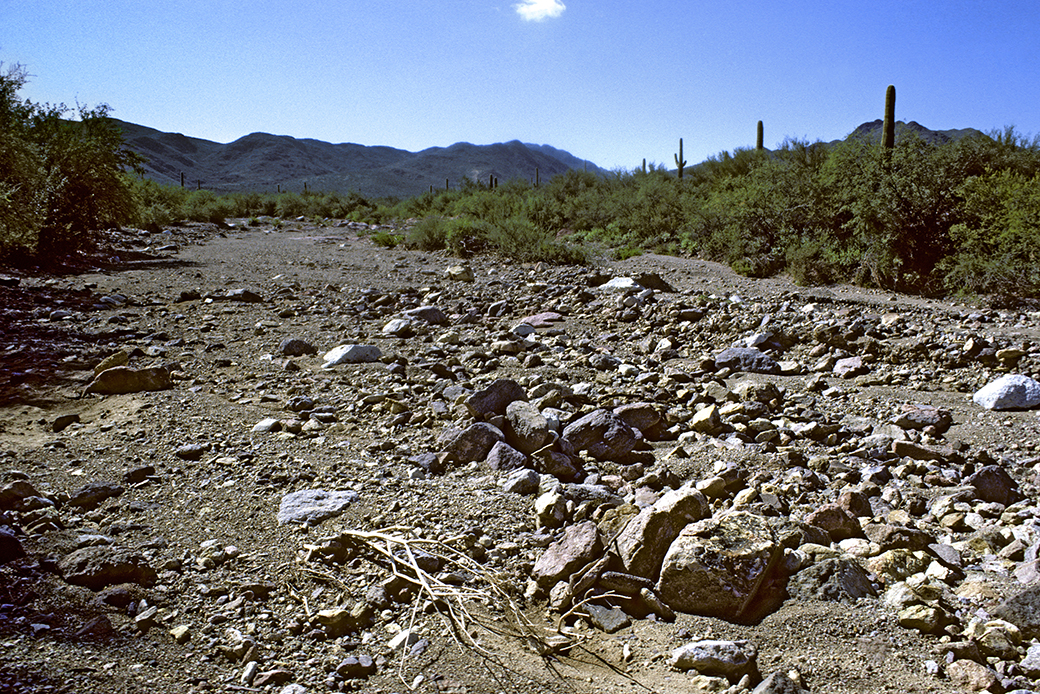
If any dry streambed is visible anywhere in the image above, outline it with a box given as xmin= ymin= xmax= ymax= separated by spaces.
xmin=2 ymin=221 xmax=1040 ymax=693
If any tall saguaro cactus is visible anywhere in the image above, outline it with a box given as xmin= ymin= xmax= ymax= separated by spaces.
xmin=674 ymin=138 xmax=687 ymax=180
xmin=756 ymin=121 xmax=764 ymax=150
xmin=882 ymin=85 xmax=896 ymax=150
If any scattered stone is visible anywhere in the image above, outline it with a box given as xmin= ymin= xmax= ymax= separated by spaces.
xmin=668 ymin=639 xmax=759 ymax=683
xmin=67 ymin=481 xmax=124 ymax=510
xmin=0 ymin=527 xmax=25 ymax=564
xmin=175 ymin=443 xmax=209 ymax=461
xmin=277 ymin=489 xmax=359 ymax=525
xmin=52 ymin=413 xmax=80 ymax=432
xmin=279 ymin=337 xmax=318 ymax=356
xmin=504 ymin=400 xmax=550 ymax=455
xmin=965 ymin=465 xmax=1024 ymax=506
xmin=945 ymin=659 xmax=999 ymax=692
xmin=614 ymin=484 xmax=710 ymax=581
xmin=584 ymin=604 xmax=631 ymax=633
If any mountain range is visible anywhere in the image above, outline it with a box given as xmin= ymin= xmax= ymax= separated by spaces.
xmin=114 ymin=118 xmax=986 ymax=200
xmin=111 ymin=119 xmax=605 ymax=199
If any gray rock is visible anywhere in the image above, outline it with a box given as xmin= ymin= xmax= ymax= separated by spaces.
xmin=714 ymin=348 xmax=780 ymax=375
xmin=336 ymin=654 xmax=377 ymax=679
xmin=252 ymin=417 xmax=282 ymax=433
xmin=464 ymin=379 xmax=526 ymax=419
xmin=0 ymin=480 xmax=39 ymax=511
xmin=657 ymin=511 xmax=787 ymax=624
xmin=402 ymin=305 xmax=447 ymax=325
xmin=532 ymin=521 xmax=602 ymax=588
xmin=84 ymin=366 xmax=173 ymax=395
xmin=803 ymin=503 xmax=862 ymax=541
xmin=833 ymin=355 xmax=868 ymax=378
xmin=382 ymin=318 xmax=415 ymax=337
xmin=562 ymin=409 xmax=640 ymax=464
xmin=965 ymin=465 xmax=1024 ymax=506
xmin=322 ymin=344 xmax=382 ymax=366
xmin=278 ymin=338 xmax=317 ymax=356
xmin=1019 ymin=643 xmax=1040 ymax=678
xmin=67 ymin=481 xmax=124 ymax=511
xmin=277 ymin=489 xmax=359 ymax=525
xmin=615 ymin=484 xmax=710 ymax=581
xmin=973 ymin=374 xmax=1040 ymax=410
xmin=753 ymin=671 xmax=808 ymax=694
xmin=225 ymin=288 xmax=263 ymax=303
xmin=504 ymin=400 xmax=550 ymax=455
xmin=892 ymin=404 xmax=952 ymax=433
xmin=438 ymin=422 xmax=504 ymax=465
xmin=669 ymin=639 xmax=759 ymax=683
xmin=58 ymin=546 xmax=157 ymax=590
xmin=486 ymin=441 xmax=527 ymax=471
xmin=0 ymin=527 xmax=25 ymax=564
xmin=787 ymin=557 xmax=876 ymax=602
xmin=613 ymin=402 xmax=662 ymax=434
xmin=992 ymin=585 xmax=1040 ymax=639
xmin=175 ymin=443 xmax=209 ymax=461
xmin=501 ymin=468 xmax=540 ymax=495
xmin=584 ymin=604 xmax=631 ymax=633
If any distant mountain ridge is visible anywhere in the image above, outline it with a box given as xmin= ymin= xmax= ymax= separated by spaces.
xmin=112 ymin=119 xmax=605 ymax=199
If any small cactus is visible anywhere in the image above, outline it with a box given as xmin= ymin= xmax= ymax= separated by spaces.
xmin=756 ymin=121 xmax=764 ymax=150
xmin=882 ymin=85 xmax=896 ymax=149
xmin=674 ymin=138 xmax=687 ymax=180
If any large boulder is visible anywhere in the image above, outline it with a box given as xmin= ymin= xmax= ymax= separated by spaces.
xmin=58 ymin=546 xmax=157 ymax=590
xmin=464 ymin=379 xmax=526 ymax=419
xmin=614 ymin=484 xmax=710 ymax=581
xmin=562 ymin=409 xmax=640 ymax=464
xmin=84 ymin=366 xmax=172 ymax=395
xmin=504 ymin=400 xmax=550 ymax=455
xmin=438 ymin=422 xmax=504 ymax=465
xmin=532 ymin=521 xmax=603 ymax=589
xmin=973 ymin=374 xmax=1040 ymax=410
xmin=657 ymin=511 xmax=788 ymax=624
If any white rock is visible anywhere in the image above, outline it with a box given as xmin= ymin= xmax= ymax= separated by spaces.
xmin=600 ymin=277 xmax=642 ymax=293
xmin=322 ymin=344 xmax=382 ymax=367
xmin=973 ymin=374 xmax=1040 ymax=410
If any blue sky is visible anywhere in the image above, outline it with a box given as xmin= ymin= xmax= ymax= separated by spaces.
xmin=3 ymin=0 xmax=1039 ymax=170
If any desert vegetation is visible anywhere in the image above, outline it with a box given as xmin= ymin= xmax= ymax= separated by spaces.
xmin=3 ymin=63 xmax=1040 ymax=300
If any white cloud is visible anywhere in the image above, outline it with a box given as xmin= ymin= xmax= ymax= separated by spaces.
xmin=514 ymin=0 xmax=565 ymax=22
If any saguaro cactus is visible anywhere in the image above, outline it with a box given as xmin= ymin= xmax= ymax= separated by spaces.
xmin=674 ymin=138 xmax=687 ymax=180
xmin=882 ymin=85 xmax=896 ymax=150
xmin=756 ymin=121 xmax=764 ymax=150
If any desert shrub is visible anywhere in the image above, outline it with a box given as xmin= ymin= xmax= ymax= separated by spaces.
xmin=370 ymin=230 xmax=402 ymax=248
xmin=941 ymin=169 xmax=1040 ymax=297
xmin=182 ymin=190 xmax=234 ymax=224
xmin=0 ymin=62 xmax=142 ymax=261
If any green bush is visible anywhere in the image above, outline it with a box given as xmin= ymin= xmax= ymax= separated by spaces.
xmin=0 ymin=62 xmax=143 ymax=261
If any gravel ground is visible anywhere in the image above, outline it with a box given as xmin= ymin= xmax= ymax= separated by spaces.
xmin=2 ymin=219 xmax=1040 ymax=694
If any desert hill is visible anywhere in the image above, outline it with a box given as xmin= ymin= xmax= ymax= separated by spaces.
xmin=111 ymin=119 xmax=605 ymax=199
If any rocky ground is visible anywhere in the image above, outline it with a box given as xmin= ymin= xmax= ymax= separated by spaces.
xmin=2 ymin=219 xmax=1040 ymax=694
